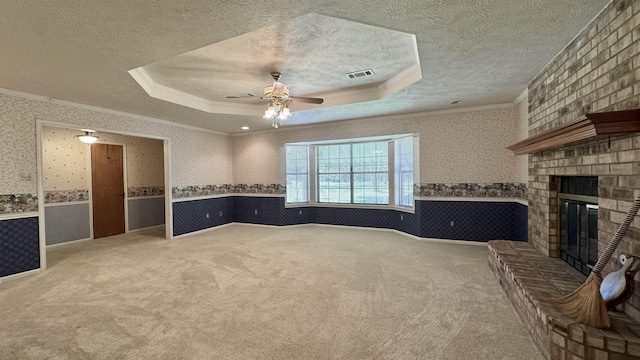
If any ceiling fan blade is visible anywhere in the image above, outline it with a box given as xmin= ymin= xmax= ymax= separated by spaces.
xmin=291 ymin=96 xmax=324 ymax=104
xmin=226 ymin=93 xmax=257 ymax=99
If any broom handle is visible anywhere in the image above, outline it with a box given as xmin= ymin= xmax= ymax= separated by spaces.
xmin=592 ymin=195 xmax=640 ymax=275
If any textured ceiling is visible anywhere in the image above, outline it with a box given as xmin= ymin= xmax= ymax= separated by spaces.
xmin=143 ymin=13 xmax=418 ymax=99
xmin=0 ymin=0 xmax=611 ymax=133
xmin=133 ymin=13 xmax=421 ymax=116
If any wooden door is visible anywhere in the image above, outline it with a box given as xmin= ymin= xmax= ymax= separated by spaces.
xmin=91 ymin=144 xmax=125 ymax=238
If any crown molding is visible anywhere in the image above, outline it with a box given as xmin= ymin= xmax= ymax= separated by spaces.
xmin=0 ymin=87 xmax=229 ymax=136
xmin=0 ymin=87 xmax=51 ymax=102
xmin=233 ymin=102 xmax=515 ymax=136
xmin=513 ymin=88 xmax=528 ymax=105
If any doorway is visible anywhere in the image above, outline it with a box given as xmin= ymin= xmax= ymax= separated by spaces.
xmin=38 ymin=121 xmax=173 ymax=271
xmin=91 ymin=143 xmax=126 ymax=238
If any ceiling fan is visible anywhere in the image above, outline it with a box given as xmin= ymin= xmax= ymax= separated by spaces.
xmin=226 ymin=72 xmax=324 ymax=104
xmin=226 ymin=72 xmax=324 ymax=128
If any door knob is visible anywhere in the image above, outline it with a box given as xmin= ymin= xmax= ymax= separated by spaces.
xmin=119 ymin=192 xmax=125 ymax=196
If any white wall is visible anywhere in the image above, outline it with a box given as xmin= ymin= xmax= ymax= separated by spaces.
xmin=0 ymin=91 xmax=233 ymax=195
xmin=233 ymin=106 xmax=521 ymax=184
xmin=1 ymin=90 xmax=526 ymax=196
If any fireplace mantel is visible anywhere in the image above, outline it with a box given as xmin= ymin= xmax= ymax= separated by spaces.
xmin=507 ymin=109 xmax=640 ymax=155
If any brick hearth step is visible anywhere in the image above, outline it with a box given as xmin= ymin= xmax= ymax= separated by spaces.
xmin=488 ymin=240 xmax=640 ymax=360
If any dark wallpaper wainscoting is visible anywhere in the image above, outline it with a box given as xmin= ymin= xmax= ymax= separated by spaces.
xmin=419 ymin=201 xmax=521 ymax=241
xmin=173 ymin=196 xmax=528 ymax=242
xmin=173 ymin=197 xmax=233 ymax=236
xmin=0 ymin=216 xmax=40 ymax=277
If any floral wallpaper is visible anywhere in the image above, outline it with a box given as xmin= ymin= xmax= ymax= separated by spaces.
xmin=128 ymin=186 xmax=164 ymax=197
xmin=0 ymin=194 xmax=38 ymax=214
xmin=172 ymin=184 xmax=234 ymax=198
xmin=44 ymin=190 xmax=89 ymax=203
xmin=415 ymin=182 xmax=527 ymax=200
xmin=0 ymin=92 xmax=233 ymax=197
xmin=172 ymin=184 xmax=285 ymax=198
xmin=232 ymin=107 xmax=520 ymax=185
xmin=96 ymin=132 xmax=164 ymax=188
xmin=42 ymin=127 xmax=165 ymax=192
xmin=2 ymin=91 xmax=524 ymax=208
xmin=42 ymin=127 xmax=90 ymax=191
xmin=172 ymin=183 xmax=525 ymax=200
xmin=40 ymin=126 xmax=167 ymax=202
xmin=0 ymin=97 xmax=38 ymax=194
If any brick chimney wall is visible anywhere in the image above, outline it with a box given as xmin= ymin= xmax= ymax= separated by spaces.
xmin=527 ymin=0 xmax=640 ymax=320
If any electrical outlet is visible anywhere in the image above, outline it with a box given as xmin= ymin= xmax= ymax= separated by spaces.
xmin=254 ymin=209 xmax=258 ymax=215
xmin=299 ymin=210 xmax=303 ymax=215
xmin=450 ymin=221 xmax=454 ymax=227
xmin=219 ymin=211 xmax=223 ymax=217
xmin=400 ymin=214 xmax=404 ymax=221
xmin=206 ymin=213 xmax=210 ymax=218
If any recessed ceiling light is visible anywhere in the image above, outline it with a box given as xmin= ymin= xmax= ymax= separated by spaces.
xmin=451 ymin=100 xmax=462 ymax=104
xmin=241 ymin=126 xmax=250 ymax=130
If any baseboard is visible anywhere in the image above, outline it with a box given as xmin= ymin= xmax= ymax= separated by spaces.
xmin=127 ymin=224 xmax=165 ymax=233
xmin=172 ymin=222 xmax=235 ymax=239
xmin=0 ymin=268 xmax=41 ymax=283
xmin=46 ymin=237 xmax=93 ymax=249
xmin=397 ymin=232 xmax=488 ymax=246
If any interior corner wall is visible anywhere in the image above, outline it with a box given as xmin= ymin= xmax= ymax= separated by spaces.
xmin=513 ymin=97 xmax=529 ymax=184
xmin=232 ymin=106 xmax=521 ymax=184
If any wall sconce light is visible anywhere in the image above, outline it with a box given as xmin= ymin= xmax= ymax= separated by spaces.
xmin=76 ymin=129 xmax=98 ymax=144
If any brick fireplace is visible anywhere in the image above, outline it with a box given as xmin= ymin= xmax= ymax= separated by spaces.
xmin=489 ymin=1 xmax=640 ymax=358
xmin=523 ymin=0 xmax=640 ymax=322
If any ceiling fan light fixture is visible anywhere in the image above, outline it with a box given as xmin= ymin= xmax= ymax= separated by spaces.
xmin=278 ymin=107 xmax=290 ymax=120
xmin=264 ymin=105 xmax=277 ymax=119
xmin=228 ymin=72 xmax=321 ymax=128
xmin=263 ymin=99 xmax=291 ymax=128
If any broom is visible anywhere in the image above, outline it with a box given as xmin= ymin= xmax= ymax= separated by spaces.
xmin=553 ymin=194 xmax=640 ymax=329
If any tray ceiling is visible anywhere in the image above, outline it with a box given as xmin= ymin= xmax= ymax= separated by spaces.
xmin=129 ymin=13 xmax=421 ymax=116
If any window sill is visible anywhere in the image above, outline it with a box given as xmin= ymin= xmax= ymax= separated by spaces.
xmin=285 ymin=202 xmax=415 ymax=214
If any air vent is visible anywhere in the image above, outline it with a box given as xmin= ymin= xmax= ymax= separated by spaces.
xmin=346 ymin=69 xmax=374 ymax=79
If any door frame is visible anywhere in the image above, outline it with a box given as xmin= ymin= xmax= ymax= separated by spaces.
xmin=36 ymin=120 xmax=173 ymax=271
xmin=89 ymin=142 xmax=128 ymax=238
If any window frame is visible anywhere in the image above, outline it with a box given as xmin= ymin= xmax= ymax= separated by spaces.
xmin=316 ymin=141 xmax=390 ymax=205
xmin=284 ymin=145 xmax=310 ymax=204
xmin=394 ymin=135 xmax=414 ymax=208
xmin=284 ymin=135 xmax=415 ymax=213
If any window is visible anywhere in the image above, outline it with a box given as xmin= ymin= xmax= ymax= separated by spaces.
xmin=317 ymin=142 xmax=389 ymax=204
xmin=285 ymin=146 xmax=309 ymax=203
xmin=395 ymin=135 xmax=413 ymax=207
xmin=285 ymin=135 xmax=415 ymax=210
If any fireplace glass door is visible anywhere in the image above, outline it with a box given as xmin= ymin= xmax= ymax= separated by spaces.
xmin=558 ymin=176 xmax=598 ymax=276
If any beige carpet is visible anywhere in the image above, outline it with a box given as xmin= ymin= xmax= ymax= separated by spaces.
xmin=0 ymin=224 xmax=543 ymax=359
